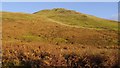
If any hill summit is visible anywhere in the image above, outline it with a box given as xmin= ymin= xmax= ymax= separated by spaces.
xmin=34 ymin=8 xmax=118 ymax=30
xmin=34 ymin=8 xmax=80 ymax=14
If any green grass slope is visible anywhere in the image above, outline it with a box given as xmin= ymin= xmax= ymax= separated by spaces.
xmin=34 ymin=8 xmax=118 ymax=30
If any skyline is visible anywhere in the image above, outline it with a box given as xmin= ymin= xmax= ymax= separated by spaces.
xmin=1 ymin=2 xmax=118 ymax=21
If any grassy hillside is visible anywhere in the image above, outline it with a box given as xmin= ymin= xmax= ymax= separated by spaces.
xmin=34 ymin=8 xmax=118 ymax=30
xmin=2 ymin=11 xmax=118 ymax=46
xmin=2 ymin=9 xmax=119 ymax=67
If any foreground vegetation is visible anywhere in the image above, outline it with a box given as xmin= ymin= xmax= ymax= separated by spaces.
xmin=2 ymin=42 xmax=119 ymax=68
xmin=2 ymin=8 xmax=119 ymax=68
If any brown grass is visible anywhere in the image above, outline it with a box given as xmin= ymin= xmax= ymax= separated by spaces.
xmin=2 ymin=12 xmax=119 ymax=68
xmin=2 ymin=42 xmax=119 ymax=67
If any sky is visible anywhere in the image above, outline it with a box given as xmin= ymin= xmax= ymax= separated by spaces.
xmin=1 ymin=2 xmax=118 ymax=20
xmin=1 ymin=0 xmax=119 ymax=2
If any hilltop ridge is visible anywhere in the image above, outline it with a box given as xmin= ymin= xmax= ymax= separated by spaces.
xmin=34 ymin=8 xmax=118 ymax=30
xmin=34 ymin=8 xmax=80 ymax=14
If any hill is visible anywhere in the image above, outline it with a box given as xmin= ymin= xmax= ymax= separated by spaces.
xmin=34 ymin=8 xmax=118 ymax=30
xmin=2 ymin=11 xmax=118 ymax=46
xmin=2 ymin=9 xmax=119 ymax=67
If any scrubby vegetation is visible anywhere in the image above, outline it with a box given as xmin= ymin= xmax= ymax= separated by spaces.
xmin=2 ymin=8 xmax=119 ymax=68
xmin=2 ymin=43 xmax=119 ymax=68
